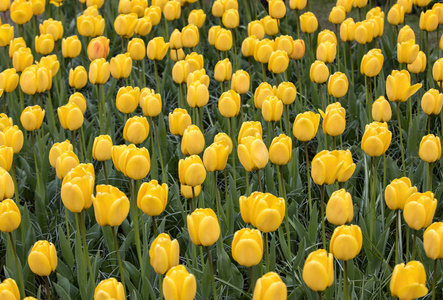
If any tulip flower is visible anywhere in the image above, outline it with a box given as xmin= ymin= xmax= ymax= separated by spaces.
xmin=354 ymin=20 xmax=374 ymax=45
xmin=0 ymin=167 xmax=13 ymax=201
xmin=11 ymin=47 xmax=31 ymax=72
xmin=187 ymin=69 xmax=209 ymax=87
xmin=57 ymin=103 xmax=84 ymax=131
xmin=110 ymin=53 xmax=132 ymax=80
xmin=419 ymin=134 xmax=441 ymax=163
xmin=48 ymin=140 xmax=73 ymax=168
xmin=163 ymin=265 xmax=197 ymax=300
xmin=330 ymin=224 xmax=362 ymax=261
xmin=214 ymin=133 xmax=233 ymax=154
xmin=310 ymin=60 xmax=329 ymax=84
xmin=261 ymin=16 xmax=278 ymax=36
xmin=433 ymin=58 xmax=443 ymax=85
xmin=168 ymin=109 xmax=191 ymax=136
xmin=0 ymin=126 xmax=23 ymax=154
xmin=386 ymin=70 xmax=422 ymax=102
xmin=0 ymin=146 xmax=12 ymax=173
xmin=0 ymin=69 xmax=19 ymax=94
xmin=397 ymin=39 xmax=419 ymax=64
xmin=140 ymin=90 xmax=162 ymax=118
xmin=218 ymin=90 xmax=240 ymax=118
xmin=254 ymin=39 xmax=275 ymax=64
xmin=424 ymin=222 xmax=443 ymax=259
xmin=372 ymin=96 xmax=392 ymax=122
xmin=238 ymin=136 xmax=269 ymax=172
xmin=398 ymin=25 xmax=415 ymax=44
xmin=328 ymin=72 xmax=348 ymax=98
xmin=387 ymin=4 xmax=404 ymax=26
xmin=77 ymin=14 xmax=105 ymax=37
xmin=0 ymin=199 xmax=21 ymax=232
xmin=360 ymin=48 xmax=383 ymax=78
xmin=293 ymin=111 xmax=320 ymax=142
xmin=253 ymin=272 xmax=287 ymax=299
xmin=181 ymin=125 xmax=205 ymax=155
xmin=28 ymin=240 xmax=57 ymax=276
xmin=181 ymin=184 xmax=201 ymax=199
xmin=268 ymin=50 xmax=289 ymax=74
xmin=10 ymin=0 xmax=33 ymax=24
xmin=422 ymin=89 xmax=443 ymax=116
xmin=20 ymin=105 xmax=45 ymax=131
xmin=9 ymin=37 xmax=26 ymax=58
xmin=114 ymin=13 xmax=137 ymax=38
xmin=163 ymin=0 xmax=181 ymax=21
xmin=61 ymin=164 xmax=95 ymax=213
xmin=89 ymin=58 xmax=110 ymax=85
xmin=361 ymin=122 xmax=392 ymax=157
xmin=329 ymin=6 xmax=346 ymax=24
xmin=0 ymin=0 xmax=10 ymax=11
xmin=385 ymin=177 xmax=417 ymax=211
xmin=37 ymin=55 xmax=59 ymax=78
xmin=114 ymin=86 xmax=139 ymax=114
xmin=269 ymin=134 xmax=292 ymax=166
xmin=69 ymin=67 xmax=88 ymax=90
xmin=254 ymin=82 xmax=276 ymax=109
xmin=340 ymin=18 xmax=355 ymax=42
xmin=316 ymin=41 xmax=336 ymax=64
xmin=187 ymin=80 xmax=209 ymax=108
xmin=87 ymin=36 xmax=110 ymax=61
xmin=92 ymin=185 xmax=130 ymax=227
xmin=320 ymin=102 xmax=346 ymax=138
xmin=408 ymin=51 xmax=426 ymax=74
xmin=149 ymin=233 xmax=179 ymax=275
xmin=248 ymin=21 xmax=265 ymax=40
xmin=303 ymin=249 xmax=334 ymax=292
xmin=137 ymin=180 xmax=168 ymax=217
xmin=123 ymin=116 xmax=149 ymax=145
xmin=19 ymin=65 xmax=52 ymax=95
xmin=238 ymin=121 xmax=263 ymax=143
xmin=232 ymin=228 xmax=263 ymax=267
xmin=92 ymin=135 xmax=112 ymax=162
xmin=0 ymin=279 xmax=20 ymax=300
xmin=245 ymin=192 xmax=285 ymax=233
xmin=172 ymin=61 xmax=189 ymax=84
xmin=56 ymin=150 xmax=79 ymax=180
xmin=420 ymin=10 xmax=438 ymax=32
xmin=222 ymin=8 xmax=239 ymax=29
xmin=214 ymin=28 xmax=232 ymax=52
xmin=187 ymin=208 xmax=220 ymax=246
xmin=326 ymin=189 xmax=353 ymax=225
xmin=94 ymin=278 xmax=125 ymax=300
xmin=181 ymin=24 xmax=199 ymax=48
xmin=179 ymin=155 xmax=206 ymax=188
xmin=242 ymin=37 xmax=259 ymax=60
xmin=39 ymin=19 xmax=63 ymax=41
xmin=404 ymin=191 xmax=437 ymax=231
xmin=390 ymin=261 xmax=428 ymax=300
xmin=289 ymin=0 xmax=307 ymax=10
xmin=231 ymin=70 xmax=249 ymax=94
xmin=147 ymin=37 xmax=169 ymax=60
xmin=0 ymin=24 xmax=13 ymax=48
xmin=188 ymin=9 xmax=206 ymax=28
xmin=127 ymin=38 xmax=146 ymax=61
xmin=114 ymin=144 xmax=151 ymax=180
xmin=299 ymin=12 xmax=318 ymax=33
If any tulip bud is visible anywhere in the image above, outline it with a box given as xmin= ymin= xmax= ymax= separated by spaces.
xmin=232 ymin=228 xmax=263 ymax=267
xmin=419 ymin=134 xmax=441 ymax=163
xmin=269 ymin=134 xmax=292 ymax=165
xmin=214 ymin=58 xmax=232 ymax=82
xmin=310 ymin=60 xmax=329 ymax=84
xmin=0 ymin=126 xmax=24 ymax=154
xmin=9 ymin=37 xmax=26 ymax=58
xmin=61 ymin=164 xmax=95 ymax=213
xmin=262 ymin=95 xmax=283 ymax=122
xmin=163 ymin=265 xmax=197 ymax=300
xmin=56 ymin=150 xmax=79 ymax=179
xmin=168 ymin=109 xmax=191 ymax=136
xmin=123 ymin=116 xmax=149 ymax=145
xmin=0 ymin=24 xmax=14 ymax=47
xmin=328 ymin=72 xmax=348 ymax=98
xmin=187 ymin=208 xmax=220 ymax=246
xmin=20 ymin=105 xmax=45 ymax=131
xmin=329 ymin=6 xmax=346 ymax=24
xmin=238 ymin=121 xmax=262 ymax=143
xmin=320 ymin=102 xmax=346 ymax=137
xmin=28 ymin=240 xmax=58 ymax=276
xmin=326 ymin=189 xmax=353 ymax=225
xmin=340 ymin=18 xmax=355 ymax=42
xmin=268 ymin=50 xmax=289 ymax=74
xmin=126 ymin=37 xmax=146 ymax=61
xmin=420 ymin=10 xmax=438 ymax=32
xmin=110 ymin=53 xmax=132 ymax=80
xmin=147 ymin=37 xmax=169 ymax=60
xmin=0 ymin=199 xmax=21 ymax=232
xmin=360 ymin=48 xmax=383 ymax=77
xmin=215 ymin=28 xmax=232 ymax=51
xmin=181 ymin=24 xmax=199 ymax=48
xmin=354 ymin=20 xmax=373 ymax=45
xmin=387 ymin=4 xmax=404 ymax=26
xmin=114 ymin=86 xmax=139 ymax=114
xmin=149 ymin=233 xmax=179 ymax=275
xmin=385 ymin=177 xmax=417 ymax=211
xmin=404 ymin=191 xmax=437 ymax=230
xmin=172 ymin=61 xmax=188 ymax=84
xmin=57 ymin=103 xmax=84 ymax=131
xmin=248 ymin=21 xmax=265 ymax=40
xmin=397 ymin=39 xmax=419 ymax=64
xmin=181 ymin=125 xmax=205 ymax=155
xmin=293 ymin=111 xmax=320 ymax=142
xmin=421 ymin=89 xmax=443 ymax=115
xmin=203 ymin=141 xmax=230 ymax=172
xmin=34 ymin=34 xmax=54 ymax=55
xmin=89 ymin=58 xmax=111 ymax=85
xmin=94 ymin=278 xmax=125 ymax=300
xmin=300 ymin=12 xmax=318 ymax=33
xmin=0 ymin=69 xmax=19 ymax=93
xmin=10 ymin=0 xmax=33 ymax=25
xmin=397 ymin=25 xmax=415 ymax=44
xmin=302 ymin=249 xmax=334 ymax=292
xmin=386 ymin=70 xmax=422 ymax=102
xmin=269 ymin=0 xmax=286 ymax=19
xmin=140 ymin=90 xmax=162 ymax=118
xmin=390 ymin=261 xmax=428 ymax=300
xmin=187 ymin=80 xmax=209 ymax=108
xmin=230 ymin=70 xmax=249 ymax=95
xmin=188 ymin=9 xmax=206 ymax=28
xmin=361 ymin=122 xmax=392 ymax=157
xmin=92 ymin=135 xmax=112 ymax=161
xmin=372 ymin=96 xmax=392 ymax=122
xmin=289 ymin=39 xmax=305 ymax=60
xmin=253 ymin=272 xmax=287 ymax=299
xmin=222 ymin=8 xmax=239 ymax=29
xmin=178 ymin=155 xmax=206 ymax=187
xmin=163 ymin=0 xmax=181 ymax=21
xmin=137 ymin=180 xmax=168 ymax=216
xmin=69 ymin=66 xmax=88 ymax=90
xmin=423 ymin=222 xmax=443 ymax=260
xmin=238 ymin=136 xmax=269 ymax=172
xmin=49 ymin=140 xmax=73 ymax=168
xmin=92 ymin=185 xmax=130 ymax=226
xmin=329 ymin=224 xmax=362 ymax=261
xmin=218 ymin=90 xmax=241 ymax=118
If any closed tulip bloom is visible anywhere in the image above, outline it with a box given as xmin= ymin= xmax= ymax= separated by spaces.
xmin=170 ymin=48 xmax=185 ymax=61
xmin=231 ymin=70 xmax=249 ymax=94
xmin=179 ymin=155 xmax=206 ymax=187
xmin=125 ymin=38 xmax=146 ymax=61
xmin=181 ymin=24 xmax=199 ymax=48
xmin=310 ymin=60 xmax=329 ymax=84
xmin=261 ymin=15 xmax=278 ymax=36
xmin=140 ymin=92 xmax=161 ymax=118
xmin=147 ymin=37 xmax=169 ymax=60
xmin=214 ymin=58 xmax=232 ymax=82
xmin=269 ymin=134 xmax=292 ymax=166
xmin=28 ymin=240 xmax=57 ymax=276
xmin=329 ymin=224 xmax=362 ymax=260
xmin=0 ymin=168 xmax=13 ymax=200
xmin=20 ymin=105 xmax=45 ymax=131
xmin=274 ymin=35 xmax=294 ymax=56
xmin=218 ymin=90 xmax=241 ymax=118
xmin=421 ymin=89 xmax=443 ymax=115
xmin=94 ymin=278 xmax=125 ymax=300
xmin=0 ymin=0 xmax=10 ymax=11
xmin=86 ymin=0 xmax=104 ymax=8
xmin=56 ymin=150 xmax=79 ymax=179
xmin=262 ymin=95 xmax=283 ymax=122
xmin=119 ymin=0 xmax=148 ymax=16
xmin=434 ymin=3 xmax=443 ymax=24
xmin=290 ymin=39 xmax=305 ymax=60
xmin=329 ymin=6 xmax=346 ymax=24
xmin=9 ymin=37 xmax=26 ymax=58
xmin=321 ymin=102 xmax=346 ymax=137
xmin=208 ymin=25 xmax=221 ymax=46
xmin=185 ymin=52 xmax=204 ymax=73
xmin=61 ymin=163 xmax=95 ymax=213
xmin=188 ymin=9 xmax=206 ymax=28
xmin=87 ymin=36 xmax=110 ymax=61
xmin=269 ymin=0 xmax=286 ymax=19
xmin=20 ymin=65 xmax=52 ymax=95
xmin=115 ymin=86 xmax=139 ymax=114
xmin=390 ymin=261 xmax=428 ymax=300
xmin=123 ymin=116 xmax=149 ymax=145
xmin=0 ymin=115 xmax=12 ymax=132
xmin=37 ymin=55 xmax=59 ymax=77
xmin=328 ymin=72 xmax=348 ymax=98
xmin=187 ymin=69 xmax=209 ymax=89
xmin=397 ymin=40 xmax=419 ymax=64
xmin=10 ymin=0 xmax=33 ymax=24
xmin=293 ymin=112 xmax=320 ymax=141
xmin=0 ymin=146 xmax=12 ymax=172
xmin=408 ymin=51 xmax=426 ymax=74
xmin=303 ymin=249 xmax=334 ymax=292
xmin=138 ymin=179 xmax=168 ymax=216
xmin=169 ymin=29 xmax=182 ymax=50
xmin=214 ymin=132 xmax=233 ymax=154
xmin=398 ymin=25 xmax=415 ymax=44
xmin=0 ymin=199 xmax=21 ymax=232
xmin=77 ymin=15 xmax=105 ymax=37
xmin=238 ymin=121 xmax=263 ymax=142
xmin=163 ymin=0 xmax=181 ymax=21
xmin=232 ymin=228 xmax=263 ymax=267
xmin=215 ymin=28 xmax=232 ymax=51
xmin=163 ymin=265 xmax=197 ymax=300
xmin=248 ymin=21 xmax=265 ymax=40
xmin=433 ymin=58 xmax=443 ymax=84
xmin=187 ymin=208 xmax=220 ymax=246
xmin=187 ymin=80 xmax=208 ymax=108
xmin=203 ymin=141 xmax=230 ymax=172
xmin=300 ymin=11 xmax=318 ymax=33
xmin=0 ymin=279 xmax=20 ymax=300
xmin=317 ymin=30 xmax=337 ymax=46
xmin=312 ymin=150 xmax=355 ymax=185
xmin=385 ymin=177 xmax=417 ymax=211
xmin=0 ymin=126 xmax=23 ymax=154
xmin=253 ymin=273 xmax=287 ymax=300
xmin=386 ymin=70 xmax=422 ymax=102
xmin=151 ymin=0 xmax=167 ymax=10
xmin=361 ymin=122 xmax=392 ymax=157
xmin=92 ymin=185 xmax=130 ymax=226
xmin=144 ymin=5 xmax=161 ymax=25
xmin=35 ymin=34 xmax=54 ymax=55
xmin=372 ymin=96 xmax=392 ymax=122
xmin=368 ymin=15 xmax=384 ymax=38
xmin=238 ymin=136 xmax=269 ymax=172
xmin=0 ymin=69 xmax=19 ymax=94
xmin=68 ymin=66 xmax=87 ymax=90
xmin=354 ymin=20 xmax=373 ymax=44
xmin=92 ymin=135 xmax=112 ymax=161
xmin=181 ymin=125 xmax=205 ymax=155
xmin=404 ymin=191 xmax=437 ymax=230
xmin=149 ymin=233 xmax=179 ymax=275
xmin=254 ymin=39 xmax=275 ymax=64
xmin=180 ymin=184 xmax=201 ymax=199
xmin=114 ymin=13 xmax=137 ymax=38
xmin=420 ymin=10 xmax=438 ymax=32
xmin=89 ymin=58 xmax=110 ymax=85
xmin=276 ymin=82 xmax=296 ymax=105
xmin=222 ymin=8 xmax=239 ymax=29
xmin=39 ymin=19 xmax=63 ymax=41
xmin=110 ymin=53 xmax=132 ymax=80
xmin=289 ymin=0 xmax=306 ymax=9
xmin=387 ymin=4 xmax=404 ymax=25
xmin=172 ymin=61 xmax=188 ymax=84
xmin=169 ymin=109 xmax=191 ymax=136
xmin=419 ymin=134 xmax=441 ymax=163
xmin=424 ymin=222 xmax=443 ymax=259
xmin=340 ymin=18 xmax=355 ymax=42
xmin=57 ymin=103 xmax=84 ymax=131
xmin=49 ymin=140 xmax=73 ymax=168
xmin=396 ymin=0 xmax=412 ymax=13
xmin=134 ymin=15 xmax=152 ymax=36
xmin=0 ymin=24 xmax=13 ymax=47
xmin=326 ymin=189 xmax=353 ymax=225
xmin=268 ymin=50 xmax=289 ymax=74
xmin=360 ymin=48 xmax=383 ymax=77
xmin=254 ymin=82 xmax=275 ymax=109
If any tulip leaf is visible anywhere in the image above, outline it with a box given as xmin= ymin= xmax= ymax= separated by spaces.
xmin=53 ymin=282 xmax=71 ymax=300
xmin=58 ymin=225 xmax=74 ymax=269
xmin=307 ymin=205 xmax=318 ymax=246
xmin=202 ymin=258 xmax=212 ymax=299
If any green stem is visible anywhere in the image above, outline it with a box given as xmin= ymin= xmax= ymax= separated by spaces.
xmin=213 ymin=171 xmax=220 ymax=220
xmin=228 ymin=117 xmax=236 ymax=182
xmin=319 ymin=83 xmax=324 ymax=112
xmin=80 ymin=211 xmax=94 ymax=283
xmin=395 ymin=210 xmax=399 ymax=264
xmin=279 ymin=165 xmax=290 ymax=254
xmin=305 ymin=142 xmax=312 ymax=214
xmin=249 ymin=266 xmax=254 ymax=291
xmin=152 ymin=216 xmax=158 ymax=236
xmin=198 ymin=106 xmax=204 ymax=132
xmin=206 ymin=246 xmax=217 ymax=300
xmin=191 ymin=186 xmax=196 ymax=212
xmin=111 ymin=226 xmax=126 ymax=290
xmin=348 ymin=43 xmax=354 ymax=86
xmin=412 ymin=230 xmax=417 ymax=260
xmin=154 ymin=60 xmax=161 ymax=94
xmin=256 ymin=169 xmax=263 ymax=192
xmin=370 ymin=157 xmax=375 ymax=243
xmin=8 ymin=232 xmax=25 ymax=298
xmin=321 ymin=185 xmax=326 ymax=249
xmin=129 ymin=179 xmax=144 ymax=277
xmin=396 ymin=102 xmax=406 ymax=176
xmin=430 ymin=162 xmax=433 ymax=191
xmin=11 ymin=161 xmax=20 ymax=204
xmin=344 ymin=260 xmax=349 ymax=300
xmin=262 ymin=63 xmax=266 ymax=82
xmin=103 ymin=161 xmax=109 ymax=185
xmin=245 ymin=170 xmax=249 ymax=195
xmin=432 ymin=259 xmax=438 ymax=300
xmin=151 ymin=117 xmax=167 ymax=184
xmin=97 ymin=84 xmax=103 ymax=135
xmin=264 ymin=232 xmax=269 ymax=272
xmin=45 ymin=276 xmax=51 ymax=300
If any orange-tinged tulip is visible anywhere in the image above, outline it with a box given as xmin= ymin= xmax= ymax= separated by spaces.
xmin=87 ymin=36 xmax=110 ymax=61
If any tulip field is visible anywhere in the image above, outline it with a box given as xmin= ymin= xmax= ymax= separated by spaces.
xmin=3 ymin=0 xmax=443 ymax=299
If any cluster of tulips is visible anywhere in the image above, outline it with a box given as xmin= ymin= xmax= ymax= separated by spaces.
xmin=2 ymin=0 xmax=443 ymax=299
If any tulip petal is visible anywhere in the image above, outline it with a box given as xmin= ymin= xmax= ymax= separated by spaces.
xmin=234 ymin=239 xmax=262 ymax=267
xmin=302 ymin=261 xmax=329 ymax=291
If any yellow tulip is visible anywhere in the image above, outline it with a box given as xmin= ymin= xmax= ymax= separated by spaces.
xmin=112 ymin=144 xmax=151 ymax=179
xmin=9 ymin=37 xmax=26 ymax=58
xmin=222 ymin=8 xmax=239 ymax=29
xmin=140 ymin=89 xmax=162 ymax=117
xmin=433 ymin=58 xmax=443 ymax=84
xmin=89 ymin=58 xmax=110 ymax=85
xmin=214 ymin=58 xmax=232 ymax=82
xmin=114 ymin=13 xmax=138 ymax=38
xmin=60 ymin=163 xmax=95 ymax=213
xmin=20 ymin=105 xmax=45 ymax=131
xmin=360 ymin=48 xmax=383 ymax=77
xmin=421 ymin=89 xmax=443 ymax=115
xmin=178 ymin=155 xmax=206 ymax=187
xmin=390 ymin=261 xmax=428 ymax=300
xmin=170 ymin=48 xmax=185 ymax=61
xmin=276 ymin=82 xmax=296 ymax=105
xmin=37 ymin=55 xmax=59 ymax=78
xmin=0 ymin=0 xmax=10 ymax=11
xmin=302 ymin=249 xmax=334 ymax=292
xmin=262 ymin=95 xmax=283 ymax=122
xmin=168 ymin=108 xmax=191 ymax=136
xmin=94 ymin=278 xmax=125 ymax=300
xmin=248 ymin=21 xmax=265 ymax=40
xmin=386 ymin=70 xmax=422 ymax=102
xmin=115 ymin=86 xmax=140 ymax=114
xmin=275 ymin=35 xmax=294 ymax=56
xmin=328 ymin=72 xmax=348 ymax=98
xmin=188 ymin=9 xmax=206 ymax=28
xmin=0 ymin=279 xmax=20 ymax=300
xmin=0 ymin=69 xmax=19 ymax=94
xmin=144 ymin=5 xmax=161 ymax=25
xmin=147 ymin=37 xmax=169 ymax=60
xmin=289 ymin=0 xmax=306 ymax=10
xmin=0 ymin=24 xmax=13 ymax=47
xmin=419 ymin=134 xmax=441 ymax=163
xmin=0 ymin=167 xmax=13 ymax=200
xmin=181 ymin=184 xmax=201 ymax=198
xmin=404 ymin=191 xmax=437 ymax=230
xmin=56 ymin=150 xmax=79 ymax=180
xmin=39 ymin=18 xmax=63 ymax=41
xmin=181 ymin=24 xmax=199 ymax=48
xmin=69 ymin=66 xmax=87 ymax=90
xmin=311 ymin=150 xmax=355 ymax=185
xmin=169 ymin=29 xmax=182 ymax=50
xmin=0 ymin=126 xmax=23 ymax=154
xmin=232 ymin=228 xmax=263 ymax=267
xmin=387 ymin=4 xmax=404 ymax=26
xmin=238 ymin=136 xmax=269 ymax=172
xmin=340 ymin=18 xmax=355 ymax=42
xmin=92 ymin=185 xmax=130 ymax=226
xmin=268 ymin=50 xmax=289 ymax=74
xmin=0 ymin=114 xmax=12 ymax=132
xmin=361 ymin=122 xmax=392 ymax=157
xmin=77 ymin=15 xmax=105 ymax=37
xmin=163 ymin=0 xmax=181 ymax=21
xmin=135 ymin=15 xmax=153 ymax=36
xmin=261 ymin=15 xmax=278 ymax=36
xmin=162 ymin=265 xmax=197 ymax=300
xmin=123 ymin=116 xmax=149 ymax=144
xmin=181 ymin=125 xmax=205 ymax=155
xmin=408 ymin=51 xmax=426 ymax=74
xmin=137 ymin=180 xmax=168 ymax=216
xmin=424 ymin=222 xmax=443 ymax=259
xmin=187 ymin=69 xmax=209 ymax=87
xmin=149 ymin=233 xmax=179 ymax=275
xmin=326 ymin=189 xmax=353 ymax=225
xmin=214 ymin=28 xmax=232 ymax=52
xmin=329 ymin=224 xmax=362 ymax=260
xmin=290 ymin=39 xmax=305 ymax=60
xmin=420 ymin=10 xmax=438 ymax=32
xmin=316 ymin=41 xmax=336 ymax=64
xmin=20 ymin=65 xmax=52 ymax=95
xmin=187 ymin=80 xmax=209 ymax=108
xmin=68 ymin=92 xmax=87 ymax=114
xmin=246 ymin=192 xmax=285 ymax=232
xmin=254 ymin=82 xmax=275 ymax=109
xmin=10 ymin=0 xmax=33 ymax=24
xmin=110 ymin=53 xmax=132 ymax=80
xmin=28 ymin=240 xmax=57 ymax=276
xmin=310 ymin=60 xmax=329 ymax=84
xmin=397 ymin=39 xmax=419 ymax=64
xmin=293 ymin=111 xmax=320 ymax=142
xmin=372 ymin=96 xmax=392 ymax=122
xmin=203 ymin=141 xmax=230 ymax=172
xmin=127 ymin=38 xmax=145 ymax=61
xmin=92 ymin=135 xmax=112 ymax=161
xmin=396 ymin=0 xmax=412 ymax=13
xmin=118 ymin=0 xmax=147 ymax=16
xmin=218 ymin=90 xmax=240 ymax=118
xmin=329 ymin=6 xmax=346 ymax=24
xmin=57 ymin=103 xmax=84 ymax=131
xmin=397 ymin=25 xmax=415 ymax=44
xmin=231 ymin=70 xmax=249 ymax=94
xmin=254 ymin=39 xmax=275 ymax=64
xmin=320 ymin=102 xmax=346 ymax=137
xmin=299 ymin=11 xmax=318 ymax=33
xmin=354 ymin=20 xmax=373 ymax=45
xmin=253 ymin=272 xmax=287 ymax=300
xmin=0 ymin=199 xmax=21 ymax=232
xmin=48 ymin=140 xmax=73 ymax=168
xmin=269 ymin=0 xmax=286 ymax=19
xmin=385 ymin=177 xmax=417 ymax=211
xmin=187 ymin=208 xmax=220 ymax=246
xmin=35 ymin=34 xmax=54 ymax=55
